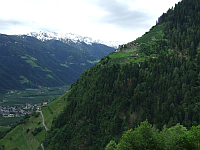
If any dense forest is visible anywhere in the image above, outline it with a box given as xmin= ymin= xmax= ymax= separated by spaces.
xmin=42 ymin=0 xmax=200 ymax=149
xmin=1 ymin=0 xmax=200 ymax=149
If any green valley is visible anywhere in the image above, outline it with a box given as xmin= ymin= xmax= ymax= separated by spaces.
xmin=2 ymin=0 xmax=200 ymax=150
xmin=0 ymin=94 xmax=67 ymax=150
xmin=0 ymin=34 xmax=114 ymax=93
xmin=42 ymin=0 xmax=200 ymax=149
xmin=0 ymin=85 xmax=70 ymax=106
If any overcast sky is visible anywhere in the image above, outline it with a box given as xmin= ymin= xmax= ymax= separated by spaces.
xmin=0 ymin=0 xmax=181 ymax=43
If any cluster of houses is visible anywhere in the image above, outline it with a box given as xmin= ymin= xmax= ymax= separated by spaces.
xmin=0 ymin=102 xmax=48 ymax=118
xmin=118 ymin=42 xmax=140 ymax=50
xmin=36 ymin=102 xmax=48 ymax=111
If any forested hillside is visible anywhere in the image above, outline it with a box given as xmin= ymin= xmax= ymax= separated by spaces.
xmin=42 ymin=0 xmax=200 ymax=149
xmin=1 ymin=0 xmax=200 ymax=149
xmin=0 ymin=34 xmax=100 ymax=92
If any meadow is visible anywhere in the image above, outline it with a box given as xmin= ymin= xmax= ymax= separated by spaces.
xmin=42 ymin=90 xmax=69 ymax=129
xmin=0 ymin=85 xmax=70 ymax=106
xmin=0 ymin=125 xmax=29 ymax=150
xmin=108 ymin=52 xmax=131 ymax=58
xmin=0 ymin=92 xmax=68 ymax=150
xmin=0 ymin=111 xmax=46 ymax=150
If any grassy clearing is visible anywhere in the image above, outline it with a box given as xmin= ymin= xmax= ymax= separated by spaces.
xmin=42 ymin=91 xmax=69 ymax=129
xmin=35 ymin=128 xmax=46 ymax=143
xmin=108 ymin=52 xmax=131 ymax=58
xmin=0 ymin=125 xmax=29 ymax=150
xmin=133 ymin=23 xmax=164 ymax=43
xmin=19 ymin=114 xmax=43 ymax=150
xmin=0 ymin=112 xmax=46 ymax=150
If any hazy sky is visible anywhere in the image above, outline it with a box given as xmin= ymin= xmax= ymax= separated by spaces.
xmin=0 ymin=0 xmax=181 ymax=43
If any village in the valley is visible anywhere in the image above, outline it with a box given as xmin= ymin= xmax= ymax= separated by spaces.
xmin=0 ymin=102 xmax=48 ymax=118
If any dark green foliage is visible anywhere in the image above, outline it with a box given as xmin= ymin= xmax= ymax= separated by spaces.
xmin=48 ymin=106 xmax=53 ymax=114
xmin=24 ymin=114 xmax=30 ymax=119
xmin=158 ymin=0 xmax=200 ymax=57
xmin=31 ymin=110 xmax=40 ymax=118
xmin=31 ymin=127 xmax=43 ymax=136
xmin=139 ymin=39 xmax=168 ymax=56
xmin=26 ymin=128 xmax=30 ymax=133
xmin=0 ymin=145 xmax=5 ymax=150
xmin=105 ymin=140 xmax=117 ymax=150
xmin=109 ymin=120 xmax=198 ymax=150
xmin=117 ymin=120 xmax=161 ymax=150
xmin=17 ymin=114 xmax=30 ymax=125
xmin=10 ymin=148 xmax=19 ymax=150
xmin=42 ymin=0 xmax=200 ymax=149
xmin=43 ymin=47 xmax=200 ymax=149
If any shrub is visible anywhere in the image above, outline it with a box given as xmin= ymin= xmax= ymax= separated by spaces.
xmin=31 ymin=127 xmax=43 ymax=136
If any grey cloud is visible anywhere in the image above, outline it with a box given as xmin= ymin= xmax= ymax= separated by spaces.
xmin=0 ymin=19 xmax=49 ymax=34
xmin=0 ymin=20 xmax=23 ymax=29
xmin=90 ymin=0 xmax=153 ymax=31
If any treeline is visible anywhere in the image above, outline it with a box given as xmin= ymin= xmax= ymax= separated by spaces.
xmin=158 ymin=0 xmax=200 ymax=57
xmin=139 ymin=39 xmax=169 ymax=56
xmin=43 ymin=49 xmax=200 ymax=149
xmin=43 ymin=0 xmax=200 ymax=149
xmin=106 ymin=120 xmax=200 ymax=150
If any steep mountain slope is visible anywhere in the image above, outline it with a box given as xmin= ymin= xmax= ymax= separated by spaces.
xmin=26 ymin=31 xmax=117 ymax=59
xmin=41 ymin=0 xmax=200 ymax=149
xmin=2 ymin=0 xmax=200 ymax=149
xmin=0 ymin=34 xmax=101 ymax=92
xmin=0 ymin=63 xmax=24 ymax=91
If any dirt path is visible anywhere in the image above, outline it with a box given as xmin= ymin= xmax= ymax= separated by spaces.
xmin=36 ymin=110 xmax=48 ymax=131
xmin=36 ymin=110 xmax=48 ymax=150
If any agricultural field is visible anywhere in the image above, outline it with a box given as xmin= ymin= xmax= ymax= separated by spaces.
xmin=108 ymin=52 xmax=131 ymax=58
xmin=0 ymin=85 xmax=70 ymax=107
xmin=0 ymin=111 xmax=45 ymax=150
xmin=0 ymin=115 xmax=23 ymax=126
xmin=0 ymin=126 xmax=10 ymax=132
xmin=42 ymin=90 xmax=69 ymax=129
xmin=0 ymin=93 xmax=68 ymax=150
xmin=0 ymin=125 xmax=29 ymax=150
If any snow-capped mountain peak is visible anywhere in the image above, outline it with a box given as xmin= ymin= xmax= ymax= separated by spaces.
xmin=26 ymin=31 xmax=123 ymax=48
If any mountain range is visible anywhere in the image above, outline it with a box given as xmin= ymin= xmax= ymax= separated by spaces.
xmin=0 ymin=33 xmax=115 ymax=92
xmin=2 ymin=0 xmax=200 ymax=149
xmin=26 ymin=31 xmax=122 ymax=49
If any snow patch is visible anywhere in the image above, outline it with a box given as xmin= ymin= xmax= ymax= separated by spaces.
xmin=25 ymin=31 xmax=123 ymax=48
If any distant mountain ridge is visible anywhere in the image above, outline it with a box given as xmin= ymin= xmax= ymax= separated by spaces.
xmin=26 ymin=31 xmax=122 ymax=49
xmin=0 ymin=33 xmax=115 ymax=92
